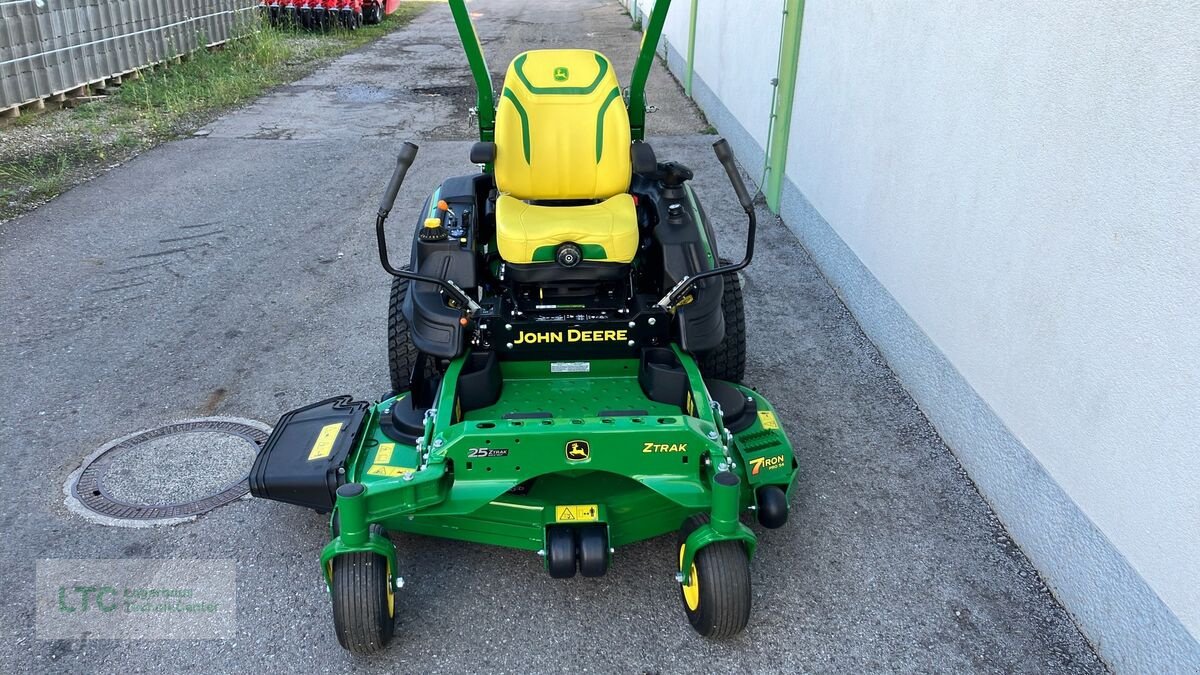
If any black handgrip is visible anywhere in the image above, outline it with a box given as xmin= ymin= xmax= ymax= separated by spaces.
xmin=713 ymin=139 xmax=753 ymax=212
xmin=378 ymin=142 xmax=419 ymax=219
xmin=655 ymin=139 xmax=758 ymax=310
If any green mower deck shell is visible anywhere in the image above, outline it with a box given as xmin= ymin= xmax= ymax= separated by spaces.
xmin=321 ymin=346 xmax=798 ymax=589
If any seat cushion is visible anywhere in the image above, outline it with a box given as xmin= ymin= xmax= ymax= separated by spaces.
xmin=495 ymin=193 xmax=639 ymax=265
xmin=494 ymin=49 xmax=632 ymax=201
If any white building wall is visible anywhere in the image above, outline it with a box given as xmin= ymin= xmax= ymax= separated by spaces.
xmin=786 ymin=0 xmax=1199 ymax=637
xmin=625 ymin=0 xmax=1200 ymax=668
xmin=689 ymin=0 xmax=781 ymax=150
xmin=635 ymin=0 xmax=781 ymax=153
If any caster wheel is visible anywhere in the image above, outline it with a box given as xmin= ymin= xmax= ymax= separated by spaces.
xmin=577 ymin=525 xmax=608 ymax=578
xmin=331 ymin=551 xmax=395 ymax=654
xmin=677 ymin=514 xmax=752 ymax=638
xmin=329 ymin=511 xmax=386 ymax=538
xmin=546 ymin=526 xmax=577 ymax=579
xmin=755 ymin=485 xmax=788 ymax=529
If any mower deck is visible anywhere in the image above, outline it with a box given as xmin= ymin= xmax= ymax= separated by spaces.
xmin=307 ymin=351 xmax=796 ymax=558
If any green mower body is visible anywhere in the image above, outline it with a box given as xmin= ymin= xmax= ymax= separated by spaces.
xmin=249 ymin=0 xmax=800 ymax=653
xmin=294 ymin=347 xmax=797 ymax=578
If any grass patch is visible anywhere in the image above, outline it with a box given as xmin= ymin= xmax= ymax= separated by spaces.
xmin=0 ymin=4 xmax=427 ymax=223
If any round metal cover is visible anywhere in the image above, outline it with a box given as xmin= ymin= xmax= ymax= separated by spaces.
xmin=65 ymin=417 xmax=270 ymax=527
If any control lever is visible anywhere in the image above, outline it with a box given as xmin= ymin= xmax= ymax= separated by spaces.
xmin=655 ymin=139 xmax=756 ymax=311
xmin=378 ymin=142 xmax=419 ymax=220
xmin=375 ymin=142 xmax=481 ymax=315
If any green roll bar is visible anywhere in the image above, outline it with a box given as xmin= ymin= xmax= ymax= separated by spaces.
xmin=626 ymin=0 xmax=673 ymax=141
xmin=446 ymin=0 xmax=674 ymax=142
xmin=448 ymin=0 xmax=496 ymax=142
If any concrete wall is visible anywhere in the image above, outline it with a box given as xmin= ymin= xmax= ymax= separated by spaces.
xmin=625 ymin=0 xmax=1200 ymax=670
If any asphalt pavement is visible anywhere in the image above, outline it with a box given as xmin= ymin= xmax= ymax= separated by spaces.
xmin=0 ymin=0 xmax=1105 ymax=672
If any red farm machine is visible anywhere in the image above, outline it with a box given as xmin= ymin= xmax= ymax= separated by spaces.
xmin=263 ymin=0 xmax=400 ymax=29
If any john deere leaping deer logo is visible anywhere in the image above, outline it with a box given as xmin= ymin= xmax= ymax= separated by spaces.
xmin=565 ymin=439 xmax=590 ymax=461
xmin=553 ymin=66 xmax=570 ymax=82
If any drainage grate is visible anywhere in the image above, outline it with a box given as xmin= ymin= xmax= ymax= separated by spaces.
xmin=68 ymin=417 xmax=269 ymax=524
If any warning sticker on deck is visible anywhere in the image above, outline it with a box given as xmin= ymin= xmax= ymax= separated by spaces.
xmin=375 ymin=443 xmax=395 ymax=464
xmin=366 ymin=465 xmax=413 ymax=478
xmin=757 ymin=411 xmax=779 ymax=430
xmin=307 ymin=423 xmax=343 ymax=461
xmin=555 ymin=504 xmax=599 ymax=522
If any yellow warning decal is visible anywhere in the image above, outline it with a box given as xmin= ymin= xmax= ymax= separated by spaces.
xmin=366 ymin=465 xmax=414 ymax=478
xmin=307 ymin=422 xmax=343 ymax=461
xmin=554 ymin=504 xmax=599 ymax=523
xmin=757 ymin=411 xmax=779 ymax=430
xmin=375 ymin=443 xmax=395 ymax=464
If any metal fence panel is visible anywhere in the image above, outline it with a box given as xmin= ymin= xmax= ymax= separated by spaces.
xmin=0 ymin=0 xmax=257 ymax=110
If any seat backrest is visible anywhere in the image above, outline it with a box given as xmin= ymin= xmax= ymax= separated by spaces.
xmin=494 ymin=49 xmax=632 ymax=201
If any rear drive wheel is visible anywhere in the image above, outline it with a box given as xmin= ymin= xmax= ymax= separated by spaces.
xmin=331 ymin=551 xmax=395 ymax=654
xmin=695 ymin=258 xmax=747 ymax=383
xmin=677 ymin=514 xmax=752 ymax=638
xmin=388 ymin=273 xmax=437 ymax=393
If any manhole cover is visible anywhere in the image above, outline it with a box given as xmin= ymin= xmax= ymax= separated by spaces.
xmin=65 ymin=417 xmax=270 ymax=527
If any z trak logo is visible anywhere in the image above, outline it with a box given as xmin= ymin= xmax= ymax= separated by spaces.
xmin=565 ymin=439 xmax=590 ymax=461
xmin=749 ymin=454 xmax=786 ymax=476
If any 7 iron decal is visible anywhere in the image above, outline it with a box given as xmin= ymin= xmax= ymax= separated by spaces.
xmin=749 ymin=454 xmax=787 ymax=476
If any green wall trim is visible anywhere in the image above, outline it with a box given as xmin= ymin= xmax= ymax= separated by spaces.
xmin=765 ymin=0 xmax=806 ymax=213
xmin=685 ymin=0 xmax=698 ymax=96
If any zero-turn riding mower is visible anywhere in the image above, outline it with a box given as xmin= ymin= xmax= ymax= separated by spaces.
xmin=250 ymin=0 xmax=798 ymax=654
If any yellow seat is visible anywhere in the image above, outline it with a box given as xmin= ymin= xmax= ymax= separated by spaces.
xmin=496 ymin=194 xmax=639 ymax=264
xmin=493 ymin=49 xmax=638 ymax=266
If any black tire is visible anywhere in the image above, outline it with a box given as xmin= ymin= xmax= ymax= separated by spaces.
xmin=577 ymin=525 xmax=609 ymax=578
xmin=546 ymin=526 xmax=577 ymax=579
xmin=331 ymin=551 xmax=395 ymax=654
xmin=388 ymin=273 xmax=437 ymax=393
xmin=755 ymin=485 xmax=788 ymax=529
xmin=695 ymin=259 xmax=747 ymax=383
xmin=365 ymin=2 xmax=382 ymax=24
xmin=676 ymin=514 xmax=752 ymax=638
